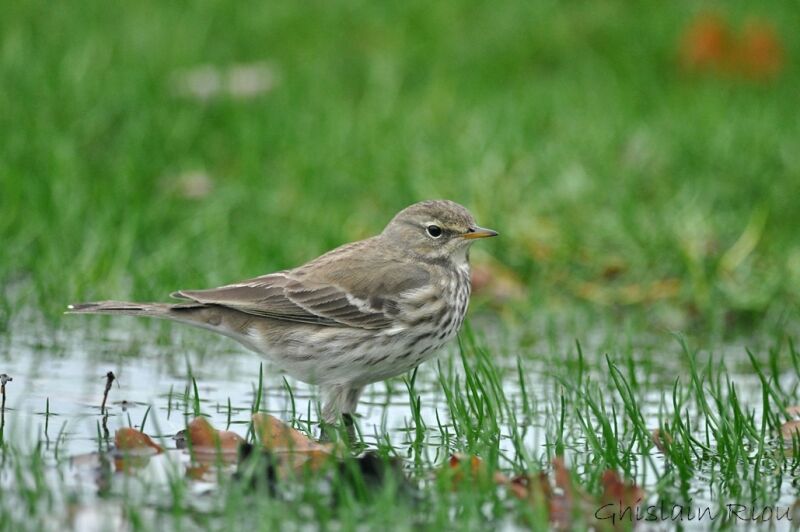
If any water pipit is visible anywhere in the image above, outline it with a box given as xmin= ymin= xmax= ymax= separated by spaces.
xmin=68 ymin=200 xmax=497 ymax=423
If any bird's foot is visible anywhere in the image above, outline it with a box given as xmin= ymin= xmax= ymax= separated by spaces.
xmin=318 ymin=413 xmax=361 ymax=449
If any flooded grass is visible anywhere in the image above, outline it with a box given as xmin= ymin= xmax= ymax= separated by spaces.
xmin=1 ymin=314 xmax=799 ymax=529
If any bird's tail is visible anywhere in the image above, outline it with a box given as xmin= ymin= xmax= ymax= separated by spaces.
xmin=66 ymin=300 xmax=259 ymax=352
xmin=66 ymin=301 xmax=183 ymax=318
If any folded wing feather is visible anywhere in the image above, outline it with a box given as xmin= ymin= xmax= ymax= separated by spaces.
xmin=171 ymin=255 xmax=431 ymax=330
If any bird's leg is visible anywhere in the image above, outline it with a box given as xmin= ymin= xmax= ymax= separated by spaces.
xmin=341 ymin=386 xmax=364 ymax=444
xmin=319 ymin=385 xmax=363 ymax=445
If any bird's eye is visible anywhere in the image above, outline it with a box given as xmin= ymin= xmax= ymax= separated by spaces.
xmin=426 ymin=225 xmax=443 ymax=238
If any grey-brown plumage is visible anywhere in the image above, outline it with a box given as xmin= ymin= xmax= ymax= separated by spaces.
xmin=67 ymin=200 xmax=498 ymax=423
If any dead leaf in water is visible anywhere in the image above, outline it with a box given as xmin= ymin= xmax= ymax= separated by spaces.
xmin=251 ymin=413 xmax=332 ymax=453
xmin=186 ymin=417 xmax=244 ymax=454
xmin=651 ymin=428 xmax=673 ymax=452
xmin=781 ymin=420 xmax=800 ymax=441
xmin=487 ymin=456 xmax=644 ymax=530
xmin=600 ymin=469 xmax=645 ymax=510
xmin=115 ymin=428 xmax=163 ymax=454
xmin=444 ymin=454 xmax=509 ymax=488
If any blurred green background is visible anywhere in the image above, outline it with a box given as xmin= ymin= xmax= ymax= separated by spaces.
xmin=1 ymin=0 xmax=798 ymax=335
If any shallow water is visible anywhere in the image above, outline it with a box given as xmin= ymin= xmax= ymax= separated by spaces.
xmin=1 ymin=313 xmax=798 ymax=530
xmin=2 ymin=316 xmax=534 ymax=458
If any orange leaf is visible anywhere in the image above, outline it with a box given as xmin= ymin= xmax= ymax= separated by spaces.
xmin=448 ymin=453 xmax=483 ymax=474
xmin=185 ymin=463 xmax=212 ymax=481
xmin=738 ymin=20 xmax=784 ymax=80
xmin=446 ymin=454 xmax=510 ymax=489
xmin=781 ymin=420 xmax=800 ymax=441
xmin=187 ymin=417 xmax=244 ymax=452
xmin=679 ymin=13 xmax=734 ymax=73
xmin=251 ymin=413 xmax=332 ymax=453
xmin=115 ymin=428 xmax=163 ymax=454
xmin=600 ymin=470 xmax=645 ymax=509
xmin=552 ymin=456 xmax=572 ymax=494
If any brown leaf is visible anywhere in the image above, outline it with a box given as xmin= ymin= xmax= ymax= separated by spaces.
xmin=187 ymin=417 xmax=244 ymax=453
xmin=251 ymin=413 xmax=336 ymax=472
xmin=185 ymin=463 xmax=212 ymax=481
xmin=552 ymin=456 xmax=572 ymax=494
xmin=651 ymin=428 xmax=673 ymax=452
xmin=679 ymin=13 xmax=734 ymax=73
xmin=114 ymin=428 xmax=163 ymax=454
xmin=599 ymin=470 xmax=645 ymax=508
xmin=507 ymin=474 xmax=533 ymax=500
xmin=786 ymin=405 xmax=800 ymax=417
xmin=445 ymin=454 xmax=511 ymax=489
xmin=781 ymin=420 xmax=800 ymax=441
xmin=738 ymin=20 xmax=784 ymax=80
xmin=678 ymin=12 xmax=784 ymax=81
xmin=251 ymin=413 xmax=333 ymax=453
xmin=502 ymin=458 xmax=580 ymax=528
xmin=448 ymin=453 xmax=483 ymax=474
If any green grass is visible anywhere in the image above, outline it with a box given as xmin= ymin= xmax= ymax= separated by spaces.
xmin=1 ymin=0 xmax=800 ymax=529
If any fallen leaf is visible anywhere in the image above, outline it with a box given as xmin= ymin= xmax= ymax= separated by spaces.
xmin=678 ymin=12 xmax=784 ymax=81
xmin=507 ymin=473 xmax=536 ymax=500
xmin=185 ymin=463 xmax=212 ymax=481
xmin=781 ymin=420 xmax=800 ymax=441
xmin=501 ymin=457 xmax=644 ymax=530
xmin=651 ymin=428 xmax=673 ymax=452
xmin=187 ymin=417 xmax=244 ymax=453
xmin=786 ymin=405 xmax=800 ymax=417
xmin=679 ymin=13 xmax=733 ymax=73
xmin=114 ymin=428 xmax=163 ymax=454
xmin=251 ymin=413 xmax=333 ymax=453
xmin=448 ymin=453 xmax=483 ymax=475
xmin=738 ymin=20 xmax=784 ymax=80
xmin=444 ymin=454 xmax=510 ymax=489
xmin=600 ymin=469 xmax=645 ymax=509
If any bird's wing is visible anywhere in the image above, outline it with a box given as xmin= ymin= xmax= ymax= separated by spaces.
xmin=172 ymin=272 xmax=341 ymax=326
xmin=172 ymin=240 xmax=431 ymax=329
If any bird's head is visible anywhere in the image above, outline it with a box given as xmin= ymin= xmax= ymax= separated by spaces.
xmin=381 ymin=200 xmax=498 ymax=264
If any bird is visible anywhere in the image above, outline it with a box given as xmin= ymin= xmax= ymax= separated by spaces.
xmin=67 ymin=200 xmax=498 ymax=425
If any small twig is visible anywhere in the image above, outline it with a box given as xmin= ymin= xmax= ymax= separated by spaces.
xmin=1 ymin=373 xmax=12 ymax=439
xmin=100 ymin=371 xmax=115 ymax=415
xmin=100 ymin=371 xmax=115 ymax=442
xmin=1 ymin=373 xmax=11 ymax=411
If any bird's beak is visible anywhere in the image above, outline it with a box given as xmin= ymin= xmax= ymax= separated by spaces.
xmin=462 ymin=225 xmax=499 ymax=239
